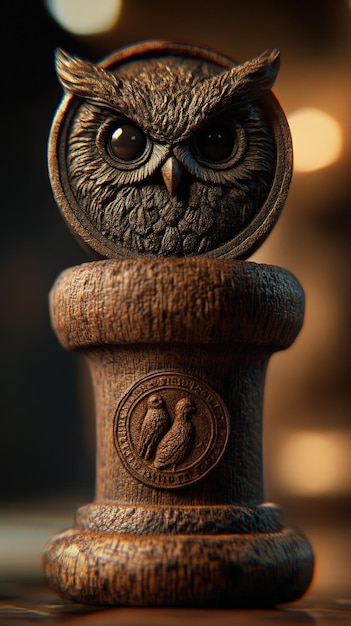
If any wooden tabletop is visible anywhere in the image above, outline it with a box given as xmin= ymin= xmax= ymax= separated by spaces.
xmin=1 ymin=579 xmax=351 ymax=625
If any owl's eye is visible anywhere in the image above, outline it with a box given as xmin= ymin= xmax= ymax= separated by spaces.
xmin=193 ymin=122 xmax=238 ymax=165
xmin=109 ymin=124 xmax=147 ymax=162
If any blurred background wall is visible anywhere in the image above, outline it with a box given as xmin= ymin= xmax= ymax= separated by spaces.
xmin=0 ymin=0 xmax=350 ymax=598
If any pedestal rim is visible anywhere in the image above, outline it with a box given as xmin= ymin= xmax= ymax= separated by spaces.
xmin=49 ymin=258 xmax=304 ymax=351
xmin=76 ymin=502 xmax=284 ymax=535
xmin=44 ymin=525 xmax=314 ymax=607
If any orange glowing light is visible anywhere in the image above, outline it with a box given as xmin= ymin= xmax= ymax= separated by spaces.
xmin=46 ymin=0 xmax=123 ymax=35
xmin=276 ymin=430 xmax=351 ymax=496
xmin=288 ymin=107 xmax=343 ymax=173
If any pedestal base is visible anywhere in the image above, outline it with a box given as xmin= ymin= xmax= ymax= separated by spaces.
xmin=46 ymin=259 xmax=313 ymax=606
xmin=44 ymin=504 xmax=313 ymax=607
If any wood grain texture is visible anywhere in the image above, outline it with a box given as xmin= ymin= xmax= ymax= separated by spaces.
xmin=45 ymin=528 xmax=313 ymax=607
xmin=50 ymin=258 xmax=303 ymax=349
xmin=74 ymin=502 xmax=284 ymax=534
xmin=44 ymin=258 xmax=313 ymax=605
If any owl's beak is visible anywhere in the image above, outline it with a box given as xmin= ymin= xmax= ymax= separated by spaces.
xmin=161 ymin=157 xmax=182 ymax=195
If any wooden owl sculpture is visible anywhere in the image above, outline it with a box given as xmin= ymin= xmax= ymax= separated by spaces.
xmin=50 ymin=41 xmax=291 ymax=260
xmin=45 ymin=42 xmax=314 ymax=607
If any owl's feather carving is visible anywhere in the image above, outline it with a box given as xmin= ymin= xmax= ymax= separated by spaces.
xmin=203 ymin=49 xmax=280 ymax=115
xmin=56 ymin=48 xmax=279 ymax=144
xmin=55 ymin=47 xmax=279 ymax=257
xmin=56 ymin=48 xmax=123 ymax=111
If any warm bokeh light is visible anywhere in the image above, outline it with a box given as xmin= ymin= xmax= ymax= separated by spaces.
xmin=288 ymin=107 xmax=343 ymax=173
xmin=276 ymin=430 xmax=351 ymax=496
xmin=46 ymin=0 xmax=122 ymax=35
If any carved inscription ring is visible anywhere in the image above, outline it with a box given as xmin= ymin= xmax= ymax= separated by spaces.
xmin=114 ymin=371 xmax=230 ymax=489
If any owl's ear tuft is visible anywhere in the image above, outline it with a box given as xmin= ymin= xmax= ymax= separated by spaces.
xmin=54 ymin=48 xmax=123 ymax=110
xmin=199 ymin=49 xmax=280 ymax=119
xmin=233 ymin=49 xmax=280 ymax=97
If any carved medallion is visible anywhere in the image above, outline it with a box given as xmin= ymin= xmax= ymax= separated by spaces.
xmin=114 ymin=371 xmax=230 ymax=489
xmin=49 ymin=40 xmax=292 ymax=260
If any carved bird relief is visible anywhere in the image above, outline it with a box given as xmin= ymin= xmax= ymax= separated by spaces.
xmin=137 ymin=394 xmax=171 ymax=461
xmin=153 ymin=397 xmax=196 ymax=470
xmin=54 ymin=47 xmax=279 ymax=257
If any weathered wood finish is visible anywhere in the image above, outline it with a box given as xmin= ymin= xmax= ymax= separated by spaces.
xmin=44 ymin=258 xmax=314 ymax=605
xmin=44 ymin=40 xmax=313 ymax=606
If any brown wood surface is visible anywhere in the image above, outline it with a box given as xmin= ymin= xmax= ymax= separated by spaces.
xmin=44 ymin=258 xmax=313 ymax=606
xmin=44 ymin=40 xmax=313 ymax=608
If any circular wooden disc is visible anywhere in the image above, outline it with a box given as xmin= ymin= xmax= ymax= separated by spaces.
xmin=49 ymin=40 xmax=292 ymax=259
xmin=114 ymin=370 xmax=230 ymax=489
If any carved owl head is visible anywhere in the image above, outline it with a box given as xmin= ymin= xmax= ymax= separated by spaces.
xmin=49 ymin=40 xmax=292 ymax=259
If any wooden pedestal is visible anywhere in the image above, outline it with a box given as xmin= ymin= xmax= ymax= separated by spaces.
xmin=44 ymin=258 xmax=313 ymax=606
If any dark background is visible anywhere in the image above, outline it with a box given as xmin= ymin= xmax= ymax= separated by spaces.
xmin=0 ymin=0 xmax=350 ymax=598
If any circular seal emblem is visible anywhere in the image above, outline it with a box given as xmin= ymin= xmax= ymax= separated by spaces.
xmin=114 ymin=371 xmax=230 ymax=489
